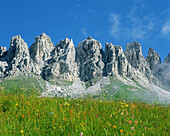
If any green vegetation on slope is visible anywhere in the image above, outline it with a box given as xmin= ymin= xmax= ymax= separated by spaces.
xmin=0 ymin=73 xmax=46 ymax=96
xmin=0 ymin=91 xmax=169 ymax=136
xmin=100 ymin=77 xmax=160 ymax=104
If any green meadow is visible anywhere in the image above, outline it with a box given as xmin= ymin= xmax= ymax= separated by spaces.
xmin=0 ymin=89 xmax=169 ymax=136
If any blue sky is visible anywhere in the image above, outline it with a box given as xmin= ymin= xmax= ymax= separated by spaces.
xmin=0 ymin=0 xmax=170 ymax=60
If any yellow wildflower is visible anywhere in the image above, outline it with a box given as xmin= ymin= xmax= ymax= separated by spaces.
xmin=21 ymin=130 xmax=24 ymax=133
xmin=113 ymin=125 xmax=117 ymax=128
xmin=125 ymin=104 xmax=128 ymax=107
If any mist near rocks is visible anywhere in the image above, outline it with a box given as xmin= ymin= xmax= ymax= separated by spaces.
xmin=153 ymin=63 xmax=170 ymax=90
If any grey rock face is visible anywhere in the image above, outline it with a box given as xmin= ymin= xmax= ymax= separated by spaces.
xmin=105 ymin=43 xmax=133 ymax=76
xmin=0 ymin=61 xmax=8 ymax=77
xmin=76 ymin=36 xmax=105 ymax=81
xmin=146 ymin=48 xmax=161 ymax=70
xmin=29 ymin=33 xmax=54 ymax=67
xmin=124 ymin=42 xmax=147 ymax=70
xmin=0 ymin=34 xmax=165 ymax=88
xmin=164 ymin=53 xmax=170 ymax=63
xmin=5 ymin=35 xmax=39 ymax=75
xmin=0 ymin=46 xmax=7 ymax=59
xmin=41 ymin=38 xmax=78 ymax=81
xmin=124 ymin=41 xmax=158 ymax=83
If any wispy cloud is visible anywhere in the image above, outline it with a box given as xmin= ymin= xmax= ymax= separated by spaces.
xmin=161 ymin=20 xmax=170 ymax=35
xmin=159 ymin=8 xmax=170 ymax=37
xmin=109 ymin=5 xmax=154 ymax=40
xmin=81 ymin=28 xmax=88 ymax=37
xmin=109 ymin=13 xmax=120 ymax=38
xmin=126 ymin=7 xmax=154 ymax=39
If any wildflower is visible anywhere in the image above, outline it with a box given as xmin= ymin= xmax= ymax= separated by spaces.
xmin=148 ymin=128 xmax=150 ymax=130
xmin=128 ymin=121 xmax=132 ymax=124
xmin=120 ymin=129 xmax=123 ymax=133
xmin=96 ymin=115 xmax=98 ymax=117
xmin=131 ymin=127 xmax=134 ymax=130
xmin=22 ymin=115 xmax=25 ymax=117
xmin=21 ymin=95 xmax=23 ymax=97
xmin=121 ymin=105 xmax=124 ymax=108
xmin=80 ymin=132 xmax=83 ymax=136
xmin=80 ymin=123 xmax=83 ymax=127
xmin=135 ymin=121 xmax=138 ymax=124
xmin=125 ymin=104 xmax=128 ymax=107
xmin=113 ymin=125 xmax=117 ymax=128
xmin=64 ymin=102 xmax=70 ymax=106
xmin=48 ymin=112 xmax=54 ymax=115
xmin=16 ymin=103 xmax=18 ymax=106
xmin=21 ymin=130 xmax=24 ymax=133
xmin=145 ymin=127 xmax=146 ymax=129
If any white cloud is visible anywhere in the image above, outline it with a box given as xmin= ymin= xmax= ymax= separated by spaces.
xmin=109 ymin=13 xmax=120 ymax=38
xmin=81 ymin=28 xmax=88 ymax=37
xmin=161 ymin=20 xmax=170 ymax=35
xmin=126 ymin=13 xmax=154 ymax=39
xmin=109 ymin=6 xmax=154 ymax=40
xmin=126 ymin=6 xmax=154 ymax=39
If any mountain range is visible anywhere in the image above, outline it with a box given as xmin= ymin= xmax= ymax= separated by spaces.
xmin=0 ymin=33 xmax=169 ymax=104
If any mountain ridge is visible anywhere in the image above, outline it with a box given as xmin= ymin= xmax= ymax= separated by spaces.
xmin=0 ymin=33 xmax=169 ymax=103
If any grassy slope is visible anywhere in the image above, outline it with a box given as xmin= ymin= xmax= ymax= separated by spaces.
xmin=0 ymin=93 xmax=169 ymax=136
xmin=91 ymin=76 xmax=161 ymax=104
xmin=0 ymin=73 xmax=46 ymax=96
xmin=0 ymin=74 xmax=166 ymax=104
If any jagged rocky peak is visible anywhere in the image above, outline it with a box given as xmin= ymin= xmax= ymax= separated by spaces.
xmin=146 ymin=48 xmax=161 ymax=70
xmin=124 ymin=41 xmax=145 ymax=69
xmin=124 ymin=41 xmax=150 ymax=72
xmin=105 ymin=43 xmax=133 ymax=76
xmin=4 ymin=35 xmax=38 ymax=75
xmin=164 ymin=53 xmax=170 ymax=63
xmin=29 ymin=33 xmax=54 ymax=66
xmin=76 ymin=36 xmax=105 ymax=81
xmin=51 ymin=37 xmax=76 ymax=64
xmin=54 ymin=38 xmax=74 ymax=54
xmin=6 ymin=35 xmax=29 ymax=64
xmin=105 ymin=43 xmax=116 ymax=63
xmin=124 ymin=41 xmax=159 ymax=84
xmin=87 ymin=36 xmax=92 ymax=40
xmin=41 ymin=38 xmax=78 ymax=81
